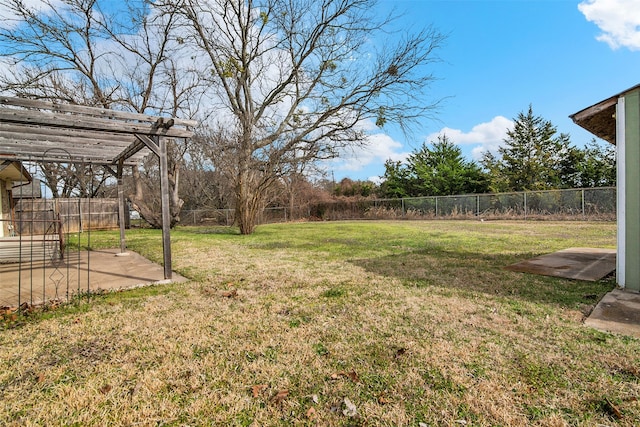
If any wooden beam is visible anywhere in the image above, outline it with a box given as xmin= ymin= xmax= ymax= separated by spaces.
xmin=0 ymin=135 xmax=138 ymax=153
xmin=0 ymin=96 xmax=198 ymax=128
xmin=112 ymin=137 xmax=149 ymax=165
xmin=0 ymin=140 xmax=147 ymax=164
xmin=133 ymin=134 xmax=161 ymax=157
xmin=0 ymin=109 xmax=194 ymax=139
xmin=0 ymin=151 xmax=143 ymax=165
xmin=102 ymin=165 xmax=118 ymax=177
xmin=157 ymin=136 xmax=173 ymax=280
xmin=0 ymin=121 xmax=139 ymax=144
xmin=117 ymin=159 xmax=127 ymax=254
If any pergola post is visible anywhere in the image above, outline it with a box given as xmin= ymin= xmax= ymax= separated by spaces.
xmin=157 ymin=136 xmax=173 ymax=280
xmin=116 ymin=159 xmax=127 ymax=255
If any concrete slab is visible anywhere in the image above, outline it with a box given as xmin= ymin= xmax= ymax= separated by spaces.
xmin=504 ymin=247 xmax=616 ymax=281
xmin=0 ymin=249 xmax=188 ymax=308
xmin=503 ymin=248 xmax=640 ymax=338
xmin=585 ymin=289 xmax=640 ymax=338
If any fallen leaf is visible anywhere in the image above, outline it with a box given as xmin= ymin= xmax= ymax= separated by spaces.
xmin=311 ymin=394 xmax=319 ymax=404
xmin=342 ymin=397 xmax=358 ymax=417
xmin=306 ymin=407 xmax=316 ymax=419
xmin=252 ymin=384 xmax=268 ymax=398
xmin=331 ymin=371 xmax=360 ymax=383
xmin=221 ymin=289 xmax=238 ymax=298
xmin=37 ymin=373 xmax=46 ymax=383
xmin=377 ymin=393 xmax=391 ymax=404
xmin=99 ymin=384 xmax=112 ymax=394
xmin=344 ymin=371 xmax=359 ymax=383
xmin=270 ymin=389 xmax=289 ymax=405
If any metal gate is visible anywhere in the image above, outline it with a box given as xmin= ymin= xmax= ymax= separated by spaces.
xmin=0 ymin=153 xmax=93 ymax=310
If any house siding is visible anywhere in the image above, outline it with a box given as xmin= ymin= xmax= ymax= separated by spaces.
xmin=624 ymin=89 xmax=640 ymax=291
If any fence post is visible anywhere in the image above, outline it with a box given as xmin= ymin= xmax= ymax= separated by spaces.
xmin=581 ymin=188 xmax=585 ymax=219
xmin=402 ymin=198 xmax=405 ymax=218
xmin=476 ymin=195 xmax=480 ymax=217
xmin=523 ymin=192 xmax=527 ymax=220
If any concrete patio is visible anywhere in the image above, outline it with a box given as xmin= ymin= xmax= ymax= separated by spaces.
xmin=0 ymin=248 xmax=188 ymax=308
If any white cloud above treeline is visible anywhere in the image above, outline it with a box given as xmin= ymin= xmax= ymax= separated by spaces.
xmin=425 ymin=116 xmax=514 ymax=160
xmin=579 ymin=0 xmax=640 ymax=50
xmin=328 ymin=130 xmax=410 ymax=175
xmin=326 ymin=116 xmax=514 ymax=180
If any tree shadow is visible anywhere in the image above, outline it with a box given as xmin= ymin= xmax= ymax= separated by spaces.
xmin=350 ymin=247 xmax=614 ymax=309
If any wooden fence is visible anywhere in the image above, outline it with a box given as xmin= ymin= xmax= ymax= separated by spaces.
xmin=14 ymin=198 xmax=126 ymax=234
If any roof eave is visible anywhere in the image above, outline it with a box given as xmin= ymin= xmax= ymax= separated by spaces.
xmin=569 ymin=83 xmax=640 ymax=145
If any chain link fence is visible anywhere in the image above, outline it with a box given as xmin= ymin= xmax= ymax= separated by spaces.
xmin=180 ymin=187 xmax=616 ymax=226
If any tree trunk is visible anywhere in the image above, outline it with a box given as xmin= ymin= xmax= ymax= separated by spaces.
xmin=129 ymin=166 xmax=182 ymax=229
xmin=235 ymin=165 xmax=259 ymax=235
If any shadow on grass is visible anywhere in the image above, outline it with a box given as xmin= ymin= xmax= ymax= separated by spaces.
xmin=351 ymin=248 xmax=615 ymax=309
xmin=177 ymin=226 xmax=241 ymax=236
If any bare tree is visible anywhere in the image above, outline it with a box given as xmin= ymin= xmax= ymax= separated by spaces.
xmin=0 ymin=0 xmax=202 ymax=227
xmin=182 ymin=130 xmax=235 ymax=210
xmin=181 ymin=0 xmax=445 ymax=234
xmin=39 ymin=163 xmax=111 ymax=198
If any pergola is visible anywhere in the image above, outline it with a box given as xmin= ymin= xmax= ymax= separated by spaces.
xmin=0 ymin=96 xmax=196 ymax=279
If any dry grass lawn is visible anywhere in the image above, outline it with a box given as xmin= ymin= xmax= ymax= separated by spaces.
xmin=1 ymin=220 xmax=638 ymax=426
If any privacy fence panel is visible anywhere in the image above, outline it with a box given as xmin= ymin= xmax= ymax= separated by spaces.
xmin=15 ymin=198 xmax=122 ymax=234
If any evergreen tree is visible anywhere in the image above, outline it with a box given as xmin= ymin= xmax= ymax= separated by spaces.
xmin=378 ymin=160 xmax=418 ymax=198
xmin=482 ymin=105 xmax=572 ymax=191
xmin=574 ymin=139 xmax=616 ymax=188
xmin=379 ymin=135 xmax=488 ymax=197
xmin=410 ymin=135 xmax=488 ymax=196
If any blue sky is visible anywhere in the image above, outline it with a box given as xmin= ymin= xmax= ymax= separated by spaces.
xmin=329 ymin=0 xmax=640 ymax=182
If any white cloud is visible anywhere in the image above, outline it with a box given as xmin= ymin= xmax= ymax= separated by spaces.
xmin=578 ymin=0 xmax=640 ymax=50
xmin=426 ymin=116 xmax=513 ymax=160
xmin=323 ymin=116 xmax=514 ymax=179
xmin=0 ymin=1 xmax=65 ymax=30
xmin=367 ymin=175 xmax=384 ymax=185
xmin=331 ymin=131 xmax=410 ymax=172
xmin=320 ymin=118 xmax=411 ymax=180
